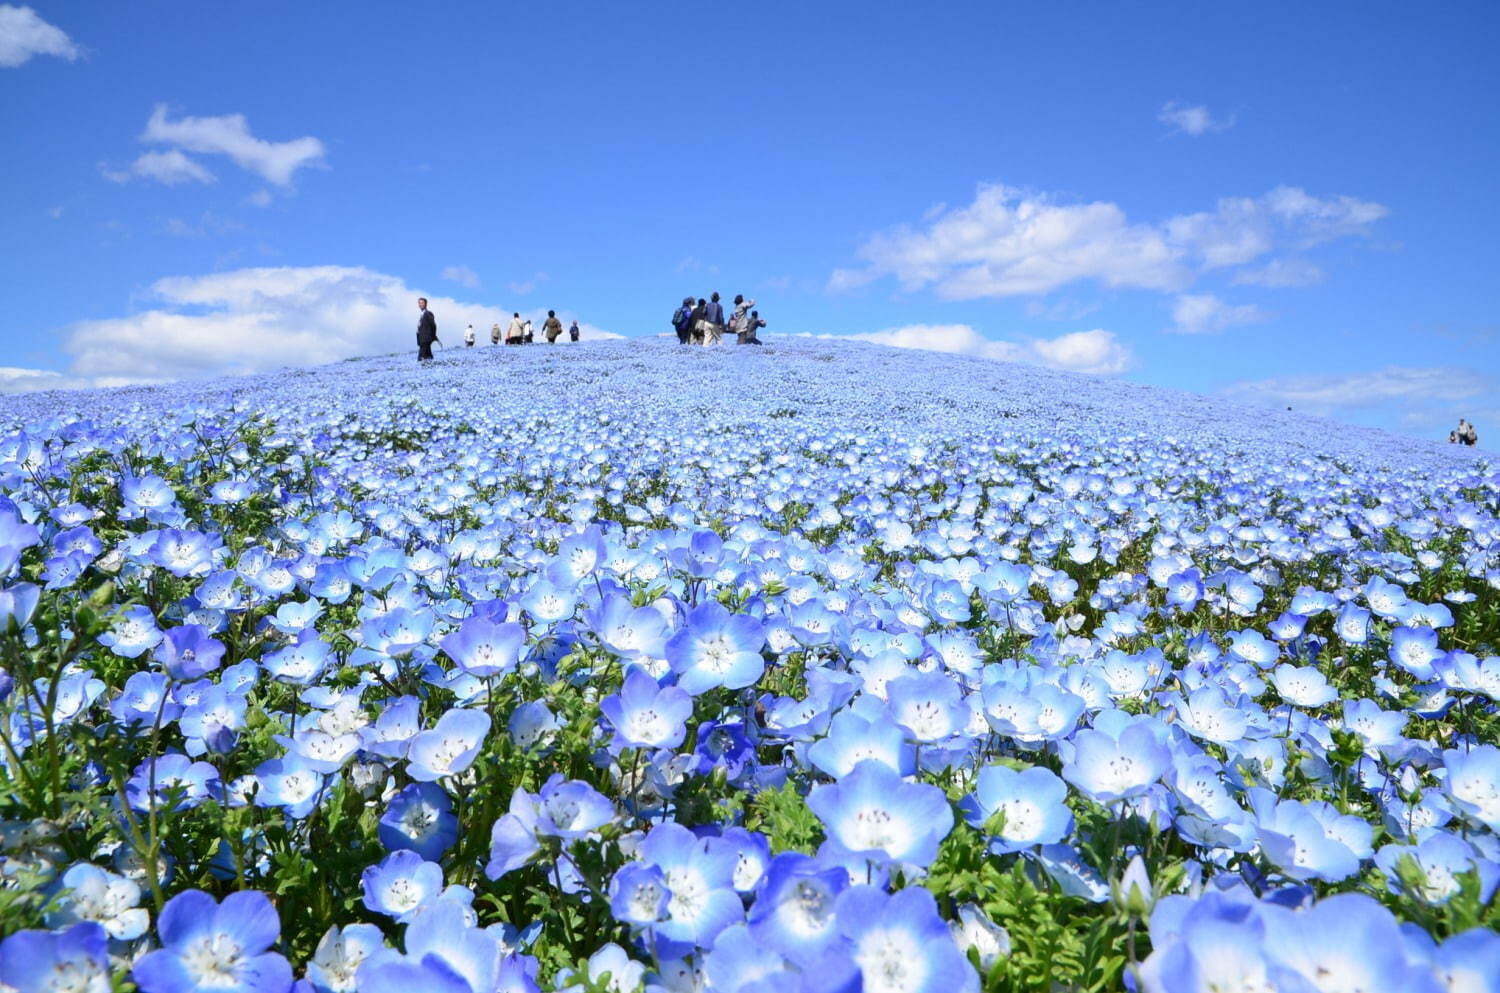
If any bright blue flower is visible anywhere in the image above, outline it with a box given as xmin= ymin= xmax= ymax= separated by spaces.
xmin=127 ymin=752 xmax=221 ymax=813
xmin=380 ymin=783 xmax=458 ymax=861
xmin=132 ymin=889 xmax=292 ymax=993
xmin=305 ymin=924 xmax=387 ymax=993
xmin=746 ymin=853 xmax=848 ymax=967
xmin=608 ymin=861 xmax=670 ymax=927
xmin=959 ymin=764 xmax=1072 ymax=853
xmin=154 ymin=623 xmax=226 ymax=681
xmin=1443 ymin=745 xmax=1500 ymax=831
xmin=666 ymin=600 xmax=766 ymax=694
xmin=634 ymin=821 xmax=744 ymax=954
xmin=405 ymin=708 xmax=490 ymax=782
xmin=835 ymin=885 xmax=978 ymax=993
xmin=47 ymin=862 xmax=149 ymax=941
xmin=110 ymin=670 xmax=181 ymax=727
xmin=807 ymin=760 xmax=953 ymax=870
xmin=440 ymin=614 xmax=526 ymax=678
xmin=0 ymin=922 xmax=111 ymax=993
xmin=884 ymin=669 xmax=967 ymax=743
xmin=252 ymin=754 xmax=325 ymax=819
xmin=99 ymin=605 xmax=163 ymax=658
xmin=1061 ymin=721 xmax=1171 ymax=804
xmin=599 ymin=667 xmax=692 ymax=751
xmin=807 ymin=709 xmax=916 ymax=779
xmin=362 ymin=851 xmax=444 ymax=923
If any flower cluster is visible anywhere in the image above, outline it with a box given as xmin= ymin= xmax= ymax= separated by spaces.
xmin=0 ymin=337 xmax=1495 ymax=992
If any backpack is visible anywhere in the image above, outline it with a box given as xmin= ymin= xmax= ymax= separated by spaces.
xmin=672 ymin=306 xmax=691 ymax=331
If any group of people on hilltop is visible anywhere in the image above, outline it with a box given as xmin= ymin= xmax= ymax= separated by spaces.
xmin=415 ymin=298 xmax=579 ymax=362
xmin=673 ymin=292 xmax=766 ymax=345
xmin=1449 ymin=418 xmax=1480 ymax=446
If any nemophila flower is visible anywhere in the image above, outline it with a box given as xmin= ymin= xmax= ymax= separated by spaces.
xmin=693 ymin=717 xmax=757 ymax=780
xmin=1364 ymin=576 xmax=1410 ymax=619
xmin=361 ymin=606 xmax=435 ymax=656
xmin=362 ymin=851 xmax=444 ymax=923
xmin=835 ymin=885 xmax=978 ymax=993
xmin=268 ymin=599 xmax=322 ymax=635
xmin=1226 ymin=629 xmax=1278 ymax=668
xmin=361 ymin=695 xmax=422 ymax=760
xmin=534 ymin=775 xmax=617 ymax=844
xmin=132 ymin=889 xmax=292 ymax=993
xmin=1250 ymin=789 xmax=1372 ymax=883
xmin=127 ymin=752 xmax=221 ymax=813
xmin=406 ymin=708 xmax=490 ymax=781
xmin=587 ymin=594 xmax=670 ymax=659
xmin=609 ymin=861 xmax=671 ymax=927
xmin=119 ymin=473 xmax=178 ymax=521
xmin=1445 ymin=652 xmax=1500 ymax=700
xmin=635 ymin=821 xmax=744 ymax=954
xmin=440 ymin=614 xmax=526 ymax=677
xmin=179 ymin=684 xmax=248 ymax=756
xmin=1375 ymin=832 xmax=1499 ymax=904
xmin=949 ymin=903 xmax=1011 ymax=970
xmin=0 ymin=921 xmax=112 ymax=993
xmin=884 ymin=669 xmax=967 ymax=743
xmin=1259 ymin=892 xmax=1440 ymax=993
xmin=743 ymin=853 xmax=848 ymax=967
xmin=486 ymin=787 xmax=543 ymax=880
xmin=1340 ymin=697 xmax=1407 ymax=752
xmin=149 ymin=528 xmax=219 ymax=578
xmin=1061 ymin=722 xmax=1171 ymax=805
xmin=1034 ymin=844 xmax=1109 ymax=902
xmin=666 ymin=600 xmax=766 ymax=694
xmin=599 ymin=667 xmax=692 ymax=751
xmin=276 ymin=728 xmax=361 ymax=774
xmin=110 ymin=670 xmax=182 ymax=727
xmin=46 ymin=862 xmax=148 ymax=941
xmin=508 ymin=699 xmax=561 ymax=750
xmin=1390 ymin=625 xmax=1443 ymax=680
xmin=807 ymin=709 xmax=916 ymax=778
xmin=154 ymin=623 xmax=226 ymax=681
xmin=1334 ymin=602 xmax=1372 ymax=644
xmin=1173 ymin=686 xmax=1249 ymax=745
xmin=99 ymin=604 xmax=163 ymax=658
xmin=807 ymin=760 xmax=953 ymax=870
xmin=305 ymin=923 xmax=387 ymax=993
xmin=261 ymin=629 xmax=332 ymax=685
xmin=1271 ymin=663 xmax=1337 ymax=708
xmin=519 ymin=579 xmax=577 ymax=625
xmin=1442 ymin=745 xmax=1500 ymax=831
xmin=563 ymin=942 xmax=649 ymax=993
xmin=252 ymin=754 xmax=325 ymax=819
xmin=959 ymin=765 xmax=1072 ymax=854
xmin=0 ymin=581 xmax=40 ymax=631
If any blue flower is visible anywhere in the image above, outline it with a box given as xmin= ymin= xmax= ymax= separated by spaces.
xmin=666 ymin=601 xmax=766 ymax=694
xmin=99 ymin=605 xmax=163 ymax=658
xmin=959 ymin=764 xmax=1072 ymax=853
xmin=1061 ymin=720 xmax=1171 ymax=804
xmin=633 ymin=821 xmax=744 ymax=954
xmin=154 ymin=624 xmax=226 ymax=681
xmin=807 ymin=760 xmax=953 ymax=870
xmin=362 ymin=851 xmax=444 ymax=923
xmin=132 ymin=890 xmax=292 ymax=993
xmin=835 ymin=885 xmax=978 ymax=993
xmin=0 ymin=922 xmax=111 ymax=993
xmin=379 ymin=783 xmax=458 ymax=861
xmin=599 ymin=668 xmax=692 ymax=751
xmin=608 ymin=861 xmax=670 ymax=927
xmin=47 ymin=862 xmax=149 ymax=941
xmin=439 ymin=614 xmax=526 ymax=678
xmin=406 ymin=708 xmax=490 ymax=782
xmin=746 ymin=853 xmax=848 ymax=967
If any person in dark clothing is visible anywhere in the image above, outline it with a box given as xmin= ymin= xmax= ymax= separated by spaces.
xmin=569 ymin=320 xmax=581 ymax=342
xmin=543 ymin=310 xmax=564 ymax=343
xmin=416 ymin=297 xmax=438 ymax=362
xmin=689 ymin=298 xmax=707 ymax=344
xmin=741 ymin=310 xmax=766 ymax=345
xmin=673 ymin=297 xmax=695 ymax=343
xmin=702 ymin=291 xmax=726 ymax=345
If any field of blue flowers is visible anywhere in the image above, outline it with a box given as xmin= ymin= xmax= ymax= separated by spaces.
xmin=0 ymin=337 xmax=1496 ymax=993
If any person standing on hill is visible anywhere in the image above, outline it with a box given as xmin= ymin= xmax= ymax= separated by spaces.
xmin=464 ymin=323 xmax=476 ymax=347
xmin=416 ymin=297 xmax=438 ymax=363
xmin=742 ymin=310 xmax=766 ymax=345
xmin=729 ymin=294 xmax=756 ymax=343
xmin=543 ymin=310 xmax=564 ymax=343
xmin=702 ymin=291 xmax=726 ymax=345
xmin=689 ymin=298 xmax=708 ymax=344
xmin=569 ymin=319 xmax=581 ymax=342
xmin=673 ymin=297 xmax=695 ymax=344
xmin=506 ymin=312 xmax=525 ymax=345
xmin=491 ymin=322 xmax=502 ymax=345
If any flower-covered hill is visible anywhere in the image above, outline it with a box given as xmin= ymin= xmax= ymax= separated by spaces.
xmin=0 ymin=336 xmax=1496 ymax=993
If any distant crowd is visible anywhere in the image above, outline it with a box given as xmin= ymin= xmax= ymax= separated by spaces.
xmin=1449 ymin=418 xmax=1480 ymax=446
xmin=671 ymin=292 xmax=766 ymax=345
xmin=413 ymin=290 xmax=768 ymax=363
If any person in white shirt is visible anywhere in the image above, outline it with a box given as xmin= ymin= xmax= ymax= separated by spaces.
xmin=464 ymin=323 xmax=476 ymax=347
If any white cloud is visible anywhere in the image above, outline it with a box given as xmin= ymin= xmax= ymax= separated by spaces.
xmin=19 ymin=265 xmax=621 ymax=388
xmin=1158 ymin=101 xmax=1233 ymax=136
xmin=140 ymin=104 xmax=325 ymax=186
xmin=441 ymin=265 xmax=481 ymax=289
xmin=1232 ymin=257 xmax=1324 ymax=288
xmin=0 ymin=366 xmax=92 ymax=393
xmin=1223 ymin=367 xmax=1490 ymax=431
xmin=508 ymin=272 xmax=549 ymax=295
xmin=829 ymin=183 xmax=1385 ymax=303
xmin=837 ymin=324 xmax=1134 ymax=376
xmin=127 ymin=149 xmax=216 ymax=186
xmin=246 ymin=189 xmax=274 ymax=208
xmin=1169 ymin=293 xmax=1267 ymax=334
xmin=0 ymin=4 xmax=78 ymax=67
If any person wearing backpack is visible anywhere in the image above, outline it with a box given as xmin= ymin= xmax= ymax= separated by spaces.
xmin=543 ymin=310 xmax=564 ymax=343
xmin=569 ymin=320 xmax=581 ymax=342
xmin=505 ymin=312 xmax=525 ymax=345
xmin=673 ymin=297 xmax=695 ymax=343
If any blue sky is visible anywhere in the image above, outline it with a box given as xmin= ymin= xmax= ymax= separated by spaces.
xmin=3 ymin=1 xmax=1496 ymax=441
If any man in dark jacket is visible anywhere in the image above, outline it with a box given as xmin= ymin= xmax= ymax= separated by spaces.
xmin=673 ymin=297 xmax=695 ymax=343
xmin=416 ymin=297 xmax=438 ymax=362
xmin=703 ymin=292 xmax=726 ymax=344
